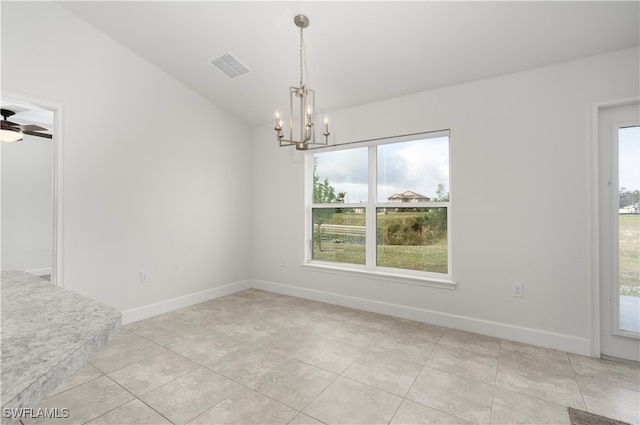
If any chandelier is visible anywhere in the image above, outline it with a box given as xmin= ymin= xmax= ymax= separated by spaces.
xmin=274 ymin=14 xmax=329 ymax=150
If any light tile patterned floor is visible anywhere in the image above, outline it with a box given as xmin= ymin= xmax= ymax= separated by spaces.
xmin=25 ymin=289 xmax=640 ymax=425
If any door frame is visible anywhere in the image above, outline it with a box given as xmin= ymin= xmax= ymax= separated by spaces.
xmin=590 ymin=95 xmax=640 ymax=359
xmin=1 ymin=89 xmax=65 ymax=287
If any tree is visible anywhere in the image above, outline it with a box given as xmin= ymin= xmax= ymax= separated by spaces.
xmin=314 ymin=178 xmax=336 ymax=204
xmin=313 ymin=159 xmax=338 ymax=251
xmin=620 ymin=187 xmax=640 ymax=209
xmin=335 ymin=192 xmax=346 ymax=213
xmin=433 ymin=183 xmax=449 ymax=202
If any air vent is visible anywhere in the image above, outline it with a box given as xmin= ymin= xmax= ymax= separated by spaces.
xmin=210 ymin=53 xmax=251 ymax=79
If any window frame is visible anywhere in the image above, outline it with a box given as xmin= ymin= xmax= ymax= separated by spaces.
xmin=303 ymin=130 xmax=455 ymax=289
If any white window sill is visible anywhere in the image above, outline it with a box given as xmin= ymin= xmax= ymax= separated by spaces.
xmin=300 ymin=262 xmax=456 ymax=290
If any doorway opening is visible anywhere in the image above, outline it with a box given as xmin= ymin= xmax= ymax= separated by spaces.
xmin=618 ymin=125 xmax=640 ymax=335
xmin=595 ymin=99 xmax=640 ymax=364
xmin=1 ymin=92 xmax=63 ymax=286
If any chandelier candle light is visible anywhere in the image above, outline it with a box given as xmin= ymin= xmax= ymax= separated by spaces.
xmin=275 ymin=14 xmax=330 ymax=150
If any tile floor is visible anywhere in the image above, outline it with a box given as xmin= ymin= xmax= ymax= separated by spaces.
xmin=25 ymin=289 xmax=640 ymax=425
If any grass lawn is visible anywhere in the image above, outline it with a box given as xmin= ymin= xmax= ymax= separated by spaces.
xmin=313 ymin=213 xmax=636 ymax=286
xmin=619 ymin=214 xmax=640 ymax=297
xmin=377 ymin=239 xmax=448 ymax=273
xmin=313 ymin=240 xmax=448 ymax=273
xmin=312 ymin=212 xmax=448 ymax=273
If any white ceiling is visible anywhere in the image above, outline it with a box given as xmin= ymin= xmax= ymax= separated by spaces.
xmin=58 ymin=1 xmax=639 ymax=127
xmin=1 ymin=99 xmax=54 ymax=130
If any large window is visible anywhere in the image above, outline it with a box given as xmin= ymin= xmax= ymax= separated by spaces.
xmin=307 ymin=131 xmax=451 ymax=283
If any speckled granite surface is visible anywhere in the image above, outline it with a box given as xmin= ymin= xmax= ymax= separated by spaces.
xmin=1 ymin=271 xmax=121 ymax=419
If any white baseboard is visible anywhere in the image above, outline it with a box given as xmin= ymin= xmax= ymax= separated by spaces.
xmin=251 ymin=279 xmax=592 ymax=356
xmin=26 ymin=267 xmax=52 ymax=277
xmin=121 ymin=279 xmax=251 ymax=325
xmin=119 ymin=277 xmax=592 ymax=356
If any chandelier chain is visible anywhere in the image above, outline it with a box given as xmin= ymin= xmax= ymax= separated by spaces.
xmin=299 ymin=26 xmax=304 ymax=88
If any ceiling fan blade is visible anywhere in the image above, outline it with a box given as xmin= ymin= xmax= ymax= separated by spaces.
xmin=1 ymin=120 xmax=20 ymax=128
xmin=22 ymin=130 xmax=52 ymax=139
xmin=2 ymin=108 xmax=52 ymax=139
xmin=19 ymin=124 xmax=48 ymax=132
xmin=1 ymin=121 xmax=49 ymax=132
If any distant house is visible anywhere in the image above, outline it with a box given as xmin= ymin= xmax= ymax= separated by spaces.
xmin=382 ymin=190 xmax=431 ymax=213
xmin=388 ymin=190 xmax=430 ymax=203
xmin=620 ymin=203 xmax=639 ymax=214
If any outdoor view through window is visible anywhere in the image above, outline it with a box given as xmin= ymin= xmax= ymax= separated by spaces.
xmin=619 ymin=125 xmax=639 ymax=333
xmin=311 ymin=134 xmax=450 ymax=276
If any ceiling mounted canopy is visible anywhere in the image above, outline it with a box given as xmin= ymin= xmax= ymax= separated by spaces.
xmin=274 ymin=14 xmax=330 ymax=151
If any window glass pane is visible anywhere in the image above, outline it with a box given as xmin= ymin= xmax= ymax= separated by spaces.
xmin=376 ymin=207 xmax=447 ymax=273
xmin=314 ymin=147 xmax=368 ymax=204
xmin=313 ymin=207 xmax=366 ymax=265
xmin=377 ymin=137 xmax=449 ymax=203
xmin=618 ymin=126 xmax=639 ymax=333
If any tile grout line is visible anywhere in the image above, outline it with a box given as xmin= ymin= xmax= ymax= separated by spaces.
xmin=97 ymin=328 xmax=255 ymax=425
xmin=130 ymin=302 xmax=490 ymax=424
xmin=34 ymin=289 xmax=640 ymax=425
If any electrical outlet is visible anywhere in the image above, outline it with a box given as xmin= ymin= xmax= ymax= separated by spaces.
xmin=512 ymin=282 xmax=524 ymax=298
xmin=140 ymin=270 xmax=151 ymax=283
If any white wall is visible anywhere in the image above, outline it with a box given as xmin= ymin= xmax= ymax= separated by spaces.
xmin=251 ymin=47 xmax=640 ymax=355
xmin=1 ymin=2 xmax=252 ymax=315
xmin=1 ymin=135 xmax=53 ymax=273
xmin=3 ymin=2 xmax=638 ymax=354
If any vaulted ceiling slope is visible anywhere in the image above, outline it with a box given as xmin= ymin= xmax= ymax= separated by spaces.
xmin=58 ymin=1 xmax=639 ymax=127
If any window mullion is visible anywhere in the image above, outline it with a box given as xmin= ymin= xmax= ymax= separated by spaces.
xmin=305 ymin=153 xmax=314 ymax=262
xmin=366 ymin=146 xmax=377 ymax=269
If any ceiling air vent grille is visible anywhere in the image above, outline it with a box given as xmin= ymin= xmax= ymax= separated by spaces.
xmin=210 ymin=53 xmax=251 ymax=79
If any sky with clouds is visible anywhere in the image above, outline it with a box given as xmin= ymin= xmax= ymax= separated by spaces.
xmin=314 ymin=127 xmax=637 ymax=204
xmin=314 ymin=137 xmax=449 ymax=203
xmin=619 ymin=126 xmax=639 ymax=192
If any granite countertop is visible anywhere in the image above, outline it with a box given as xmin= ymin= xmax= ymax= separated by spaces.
xmin=1 ymin=271 xmax=121 ymax=420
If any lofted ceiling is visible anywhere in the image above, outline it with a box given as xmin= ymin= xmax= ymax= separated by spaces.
xmin=58 ymin=1 xmax=639 ymax=127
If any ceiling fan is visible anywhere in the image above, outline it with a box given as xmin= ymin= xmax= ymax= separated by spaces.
xmin=1 ymin=108 xmax=52 ymax=142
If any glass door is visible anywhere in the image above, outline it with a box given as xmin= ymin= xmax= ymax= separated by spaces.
xmin=617 ymin=125 xmax=639 ymax=335
xmin=598 ymin=101 xmax=640 ymax=363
